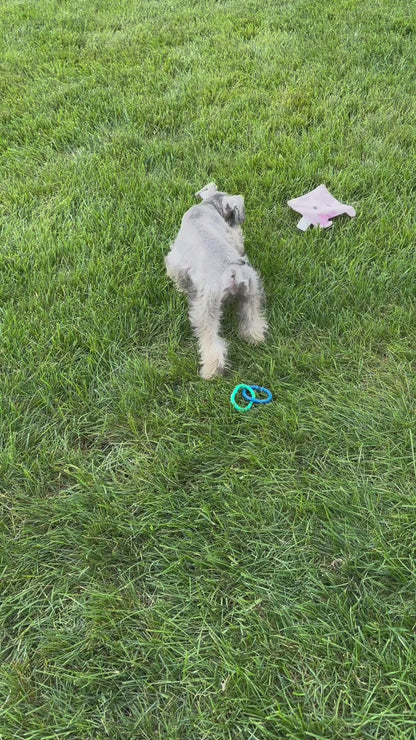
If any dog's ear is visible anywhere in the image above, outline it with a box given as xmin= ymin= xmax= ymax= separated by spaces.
xmin=195 ymin=182 xmax=218 ymax=200
xmin=222 ymin=195 xmax=245 ymax=225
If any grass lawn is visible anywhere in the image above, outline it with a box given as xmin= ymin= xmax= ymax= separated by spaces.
xmin=1 ymin=0 xmax=416 ymax=737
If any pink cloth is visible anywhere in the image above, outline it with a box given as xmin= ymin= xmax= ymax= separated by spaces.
xmin=288 ymin=184 xmax=356 ymax=230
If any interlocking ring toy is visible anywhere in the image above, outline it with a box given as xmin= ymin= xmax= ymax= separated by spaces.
xmin=230 ymin=384 xmax=273 ymax=412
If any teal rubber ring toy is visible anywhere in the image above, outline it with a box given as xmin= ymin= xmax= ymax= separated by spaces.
xmin=230 ymin=384 xmax=256 ymax=412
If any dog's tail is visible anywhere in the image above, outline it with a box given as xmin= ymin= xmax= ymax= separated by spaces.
xmin=221 ymin=261 xmax=251 ymax=297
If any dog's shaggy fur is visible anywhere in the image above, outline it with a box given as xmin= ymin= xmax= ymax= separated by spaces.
xmin=165 ymin=183 xmax=268 ymax=379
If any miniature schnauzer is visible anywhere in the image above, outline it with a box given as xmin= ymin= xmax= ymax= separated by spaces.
xmin=165 ymin=183 xmax=267 ymax=379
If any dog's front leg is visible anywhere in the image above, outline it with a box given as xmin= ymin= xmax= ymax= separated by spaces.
xmin=189 ymin=291 xmax=227 ymax=379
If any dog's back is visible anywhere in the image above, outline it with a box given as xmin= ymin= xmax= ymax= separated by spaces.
xmin=166 ymin=196 xmax=245 ymax=290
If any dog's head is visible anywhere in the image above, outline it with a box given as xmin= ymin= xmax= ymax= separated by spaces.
xmin=221 ymin=195 xmax=245 ymax=226
xmin=195 ymin=183 xmax=245 ymax=226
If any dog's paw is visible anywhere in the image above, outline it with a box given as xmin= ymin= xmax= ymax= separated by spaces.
xmin=199 ymin=364 xmax=225 ymax=380
xmin=240 ymin=319 xmax=268 ymax=344
xmin=199 ymin=355 xmax=227 ymax=379
xmin=199 ymin=339 xmax=228 ymax=379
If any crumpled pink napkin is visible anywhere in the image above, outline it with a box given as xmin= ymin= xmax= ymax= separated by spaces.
xmin=288 ymin=184 xmax=356 ymax=231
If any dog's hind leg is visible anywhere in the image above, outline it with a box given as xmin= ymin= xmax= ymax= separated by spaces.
xmin=189 ymin=291 xmax=227 ymax=379
xmin=238 ymin=270 xmax=268 ymax=344
xmin=165 ymin=254 xmax=192 ymax=294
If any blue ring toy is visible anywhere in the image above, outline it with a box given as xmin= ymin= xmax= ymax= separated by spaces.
xmin=242 ymin=385 xmax=273 ymax=404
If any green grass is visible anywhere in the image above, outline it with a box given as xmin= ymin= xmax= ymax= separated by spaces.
xmin=1 ymin=0 xmax=416 ymax=737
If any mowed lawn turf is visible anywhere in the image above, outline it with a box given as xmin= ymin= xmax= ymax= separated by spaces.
xmin=1 ymin=0 xmax=416 ymax=738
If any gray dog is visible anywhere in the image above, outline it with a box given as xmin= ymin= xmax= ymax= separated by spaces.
xmin=165 ymin=183 xmax=267 ymax=379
